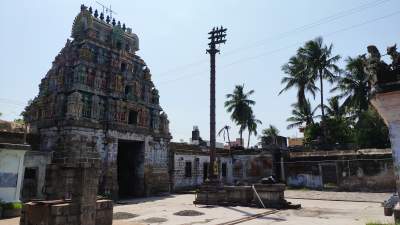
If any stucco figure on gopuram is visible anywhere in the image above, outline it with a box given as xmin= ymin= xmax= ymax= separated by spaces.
xmin=364 ymin=44 xmax=400 ymax=222
xmin=24 ymin=4 xmax=172 ymax=199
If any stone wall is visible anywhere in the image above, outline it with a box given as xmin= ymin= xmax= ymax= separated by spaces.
xmin=285 ymin=149 xmax=396 ymax=192
xmin=20 ymin=199 xmax=113 ymax=225
xmin=22 ymin=150 xmax=51 ymax=200
xmin=38 ymin=126 xmax=170 ymax=198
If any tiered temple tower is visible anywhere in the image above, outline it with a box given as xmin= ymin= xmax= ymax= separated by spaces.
xmin=24 ymin=5 xmax=172 ymax=200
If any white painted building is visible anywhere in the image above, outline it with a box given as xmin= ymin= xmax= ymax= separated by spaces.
xmin=0 ymin=143 xmax=30 ymax=202
xmin=170 ymin=142 xmax=274 ymax=191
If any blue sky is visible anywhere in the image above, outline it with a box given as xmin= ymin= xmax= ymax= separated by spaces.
xmin=0 ymin=0 xmax=399 ymax=145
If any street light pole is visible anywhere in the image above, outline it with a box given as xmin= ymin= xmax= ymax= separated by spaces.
xmin=206 ymin=26 xmax=227 ymax=181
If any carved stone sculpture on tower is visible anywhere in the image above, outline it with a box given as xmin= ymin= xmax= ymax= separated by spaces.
xmin=66 ymin=91 xmax=83 ymax=119
xmin=364 ymin=45 xmax=383 ymax=86
xmin=91 ymin=95 xmax=101 ymax=120
xmin=388 ymin=44 xmax=400 ymax=74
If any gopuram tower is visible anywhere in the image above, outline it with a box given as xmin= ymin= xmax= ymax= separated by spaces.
xmin=23 ymin=4 xmax=171 ymax=204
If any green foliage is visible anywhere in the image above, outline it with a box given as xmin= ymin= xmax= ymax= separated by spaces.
xmin=331 ymin=56 xmax=370 ymax=117
xmin=298 ymin=36 xmax=341 ymax=120
xmin=262 ymin=125 xmax=280 ymax=138
xmin=303 ymin=123 xmax=322 ymax=146
xmin=282 ymin=38 xmax=391 ymax=150
xmin=13 ymin=118 xmax=25 ymax=125
xmin=246 ymin=113 xmax=262 ymax=148
xmin=286 ymin=100 xmax=317 ymax=129
xmin=2 ymin=202 xmax=22 ymax=210
xmin=280 ymin=55 xmax=318 ymax=108
xmin=225 ymin=85 xmax=256 ymax=145
xmin=354 ymin=108 xmax=390 ymax=149
xmin=324 ymin=117 xmax=354 ymax=146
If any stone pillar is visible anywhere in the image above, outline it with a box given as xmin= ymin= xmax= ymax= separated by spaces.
xmin=371 ymin=89 xmax=400 ymax=222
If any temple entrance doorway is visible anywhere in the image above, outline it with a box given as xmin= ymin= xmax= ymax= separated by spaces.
xmin=117 ymin=140 xmax=145 ymax=199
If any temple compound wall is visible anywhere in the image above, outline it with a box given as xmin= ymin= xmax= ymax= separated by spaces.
xmin=284 ymin=148 xmax=395 ymax=192
xmin=170 ymin=143 xmax=274 ymax=191
xmin=24 ymin=5 xmax=171 ymax=199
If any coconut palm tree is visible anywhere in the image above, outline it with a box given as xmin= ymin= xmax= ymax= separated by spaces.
xmin=218 ymin=125 xmax=232 ymax=147
xmin=246 ymin=113 xmax=262 ymax=148
xmin=261 ymin=125 xmax=280 ymax=145
xmin=298 ymin=37 xmax=341 ymax=120
xmin=331 ymin=56 xmax=370 ymax=118
xmin=225 ymin=85 xmax=255 ymax=146
xmin=280 ymin=55 xmax=318 ymax=108
xmin=324 ymin=96 xmax=346 ymax=120
xmin=286 ymin=100 xmax=318 ymax=129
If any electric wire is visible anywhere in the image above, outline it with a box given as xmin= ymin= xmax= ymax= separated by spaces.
xmin=157 ymin=10 xmax=400 ymax=86
xmin=156 ymin=0 xmax=392 ymax=77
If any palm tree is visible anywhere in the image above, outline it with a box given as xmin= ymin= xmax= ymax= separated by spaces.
xmin=246 ymin=113 xmax=262 ymax=148
xmin=261 ymin=125 xmax=280 ymax=145
xmin=225 ymin=85 xmax=255 ymax=146
xmin=218 ymin=125 xmax=232 ymax=147
xmin=298 ymin=37 xmax=341 ymax=120
xmin=280 ymin=55 xmax=318 ymax=108
xmin=324 ymin=96 xmax=346 ymax=120
xmin=331 ymin=56 xmax=370 ymax=118
xmin=286 ymin=100 xmax=318 ymax=129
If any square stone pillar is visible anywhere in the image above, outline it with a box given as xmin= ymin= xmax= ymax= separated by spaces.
xmin=371 ymin=88 xmax=400 ymax=222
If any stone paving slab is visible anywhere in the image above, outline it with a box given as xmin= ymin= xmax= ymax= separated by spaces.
xmin=0 ymin=193 xmax=394 ymax=225
xmin=285 ymin=190 xmax=392 ymax=203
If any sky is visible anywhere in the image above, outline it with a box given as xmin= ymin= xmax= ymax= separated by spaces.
xmin=0 ymin=0 xmax=399 ymax=145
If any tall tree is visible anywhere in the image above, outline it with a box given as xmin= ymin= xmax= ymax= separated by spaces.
xmin=261 ymin=125 xmax=280 ymax=145
xmin=225 ymin=85 xmax=255 ymax=146
xmin=286 ymin=100 xmax=318 ymax=129
xmin=246 ymin=113 xmax=262 ymax=148
xmin=298 ymin=37 xmax=341 ymax=120
xmin=324 ymin=96 xmax=346 ymax=120
xmin=280 ymin=55 xmax=318 ymax=108
xmin=331 ymin=56 xmax=370 ymax=118
xmin=218 ymin=125 xmax=232 ymax=147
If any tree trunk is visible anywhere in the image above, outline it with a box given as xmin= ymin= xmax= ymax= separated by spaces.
xmin=319 ymin=71 xmax=325 ymax=119
xmin=226 ymin=128 xmax=231 ymax=147
xmin=319 ymin=69 xmax=326 ymax=142
xmin=240 ymin=130 xmax=243 ymax=147
xmin=247 ymin=130 xmax=251 ymax=149
xmin=298 ymin=86 xmax=306 ymax=108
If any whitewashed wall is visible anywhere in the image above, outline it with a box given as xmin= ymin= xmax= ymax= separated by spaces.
xmin=0 ymin=148 xmax=26 ymax=202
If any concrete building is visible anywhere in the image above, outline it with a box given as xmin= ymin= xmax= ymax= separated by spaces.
xmin=0 ymin=143 xmax=30 ymax=203
xmin=170 ymin=142 xmax=274 ymax=191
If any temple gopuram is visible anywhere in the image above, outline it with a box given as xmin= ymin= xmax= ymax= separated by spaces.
xmin=24 ymin=4 xmax=171 ymax=200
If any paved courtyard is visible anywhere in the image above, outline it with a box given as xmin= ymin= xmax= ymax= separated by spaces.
xmin=0 ymin=191 xmax=394 ymax=225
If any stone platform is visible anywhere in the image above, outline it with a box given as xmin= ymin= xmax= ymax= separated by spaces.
xmin=20 ymin=199 xmax=113 ymax=225
xmin=194 ymin=183 xmax=299 ymax=209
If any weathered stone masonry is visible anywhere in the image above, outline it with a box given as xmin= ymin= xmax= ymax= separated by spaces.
xmin=24 ymin=5 xmax=171 ymax=199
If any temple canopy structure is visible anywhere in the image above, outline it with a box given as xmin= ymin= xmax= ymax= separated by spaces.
xmin=24 ymin=4 xmax=171 ymax=199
